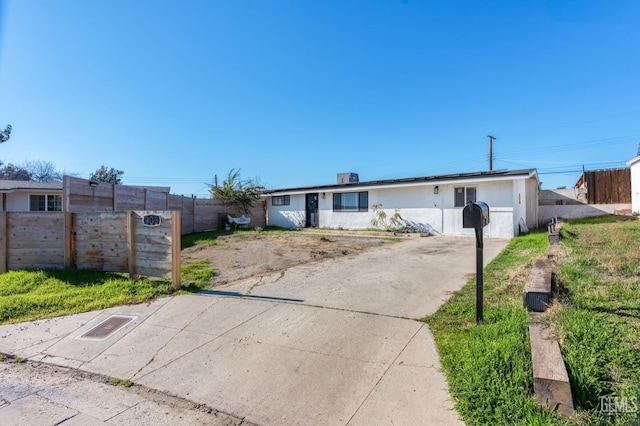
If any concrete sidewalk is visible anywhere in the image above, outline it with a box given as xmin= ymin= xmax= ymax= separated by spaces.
xmin=0 ymin=359 xmax=251 ymax=426
xmin=0 ymin=236 xmax=509 ymax=425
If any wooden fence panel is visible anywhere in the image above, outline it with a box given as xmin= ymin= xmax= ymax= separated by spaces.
xmin=62 ymin=176 xmax=266 ymax=235
xmin=128 ymin=211 xmax=180 ymax=287
xmin=73 ymin=212 xmax=129 ymax=271
xmin=6 ymin=212 xmax=65 ymax=270
xmin=146 ymin=190 xmax=169 ymax=210
xmin=114 ymin=186 xmax=146 ymax=211
xmin=168 ymin=194 xmax=183 ymax=211
xmin=0 ymin=210 xmax=180 ymax=288
xmin=181 ymin=198 xmax=195 ymax=234
xmin=64 ymin=176 xmax=114 ymax=212
xmin=194 ymin=199 xmax=218 ymax=232
xmin=583 ymin=169 xmax=631 ymax=204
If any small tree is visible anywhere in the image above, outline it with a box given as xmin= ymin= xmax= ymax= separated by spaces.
xmin=23 ymin=160 xmax=63 ymax=182
xmin=208 ymin=168 xmax=264 ymax=215
xmin=0 ymin=125 xmax=11 ymax=144
xmin=0 ymin=163 xmax=31 ymax=180
xmin=91 ymin=165 xmax=124 ymax=184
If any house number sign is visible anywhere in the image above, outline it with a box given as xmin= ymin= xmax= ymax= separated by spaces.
xmin=142 ymin=214 xmax=162 ymax=227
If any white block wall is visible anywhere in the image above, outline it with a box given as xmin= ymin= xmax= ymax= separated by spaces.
xmin=631 ymin=160 xmax=640 ymax=214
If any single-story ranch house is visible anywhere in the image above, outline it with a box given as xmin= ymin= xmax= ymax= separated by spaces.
xmin=0 ymin=181 xmax=63 ymax=212
xmin=262 ymin=169 xmax=539 ymax=239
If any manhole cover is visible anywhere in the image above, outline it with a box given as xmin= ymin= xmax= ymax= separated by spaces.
xmin=78 ymin=315 xmax=137 ymax=341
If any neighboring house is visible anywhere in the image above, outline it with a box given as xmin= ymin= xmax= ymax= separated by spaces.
xmin=263 ymin=169 xmax=539 ymax=239
xmin=0 ymin=181 xmax=63 ymax=212
xmin=627 ymin=156 xmax=640 ymax=213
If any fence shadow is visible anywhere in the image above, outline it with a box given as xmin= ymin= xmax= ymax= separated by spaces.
xmin=38 ymin=269 xmax=130 ymax=287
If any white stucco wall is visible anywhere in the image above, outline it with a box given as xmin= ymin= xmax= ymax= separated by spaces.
xmin=321 ymin=185 xmax=441 ymax=231
xmin=630 ymin=159 xmax=640 ymax=214
xmin=266 ymin=194 xmax=307 ymax=228
xmin=525 ymin=176 xmax=539 ymax=230
xmin=511 ymin=179 xmax=526 ymax=236
xmin=265 ymin=177 xmax=528 ymax=238
xmin=5 ymin=193 xmax=30 ymax=211
xmin=442 ymin=207 xmax=514 ymax=238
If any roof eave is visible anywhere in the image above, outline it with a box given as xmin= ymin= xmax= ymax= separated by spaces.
xmin=627 ymin=156 xmax=640 ymax=166
xmin=262 ymin=169 xmax=537 ymax=196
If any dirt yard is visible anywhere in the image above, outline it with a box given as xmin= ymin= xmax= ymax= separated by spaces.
xmin=181 ymin=230 xmax=410 ymax=287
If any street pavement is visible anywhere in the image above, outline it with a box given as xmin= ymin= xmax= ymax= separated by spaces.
xmin=0 ymin=236 xmax=508 ymax=425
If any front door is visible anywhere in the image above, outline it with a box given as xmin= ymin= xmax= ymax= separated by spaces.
xmin=305 ymin=193 xmax=319 ymax=227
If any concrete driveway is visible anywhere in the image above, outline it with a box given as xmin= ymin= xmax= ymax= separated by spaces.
xmin=0 ymin=236 xmax=508 ymax=425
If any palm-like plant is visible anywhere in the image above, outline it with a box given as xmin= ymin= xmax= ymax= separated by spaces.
xmin=209 ymin=168 xmax=264 ymax=215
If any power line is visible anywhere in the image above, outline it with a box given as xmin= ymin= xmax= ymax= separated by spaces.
xmin=501 ymin=109 xmax=640 ymax=139
xmin=497 ymin=134 xmax=638 ymax=158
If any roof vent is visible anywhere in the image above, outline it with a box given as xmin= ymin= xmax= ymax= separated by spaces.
xmin=337 ymin=173 xmax=359 ymax=184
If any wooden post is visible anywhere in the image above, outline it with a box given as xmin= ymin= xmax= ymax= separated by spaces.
xmin=192 ymin=196 xmax=196 ymax=233
xmin=0 ymin=212 xmax=7 ymax=273
xmin=171 ymin=211 xmax=182 ymax=290
xmin=144 ymin=189 xmax=148 ymax=210
xmin=63 ymin=175 xmax=71 ymax=212
xmin=127 ymin=211 xmax=137 ymax=280
xmin=63 ymin=212 xmax=73 ymax=268
xmin=113 ymin=183 xmax=117 ymax=211
xmin=181 ymin=195 xmax=185 ymax=233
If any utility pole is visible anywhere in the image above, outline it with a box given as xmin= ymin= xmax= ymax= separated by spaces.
xmin=488 ymin=135 xmax=496 ymax=171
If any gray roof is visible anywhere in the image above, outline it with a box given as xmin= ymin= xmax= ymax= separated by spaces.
xmin=263 ymin=169 xmax=537 ymax=195
xmin=0 ymin=180 xmax=63 ymax=192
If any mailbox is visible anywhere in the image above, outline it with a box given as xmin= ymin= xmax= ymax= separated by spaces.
xmin=463 ymin=201 xmax=490 ymax=229
xmin=462 ymin=201 xmax=490 ymax=325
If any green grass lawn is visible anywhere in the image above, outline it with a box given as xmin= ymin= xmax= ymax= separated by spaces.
xmin=425 ymin=215 xmax=640 ymax=425
xmin=549 ymin=216 xmax=640 ymax=425
xmin=0 ymin=260 xmax=215 ymax=326
xmin=425 ymin=229 xmax=559 ymax=425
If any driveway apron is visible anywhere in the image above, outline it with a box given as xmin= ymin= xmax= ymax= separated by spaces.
xmin=0 ymin=236 xmax=508 ymax=425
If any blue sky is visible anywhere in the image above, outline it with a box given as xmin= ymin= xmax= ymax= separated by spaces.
xmin=1 ymin=1 xmax=639 ymax=196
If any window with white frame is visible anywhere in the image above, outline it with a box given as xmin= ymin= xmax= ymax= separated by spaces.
xmin=271 ymin=195 xmax=290 ymax=206
xmin=454 ymin=187 xmax=476 ymax=207
xmin=30 ymin=194 xmax=62 ymax=211
xmin=333 ymin=191 xmax=368 ymax=212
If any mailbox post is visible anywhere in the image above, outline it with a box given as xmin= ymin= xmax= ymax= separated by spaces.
xmin=462 ymin=202 xmax=490 ymax=324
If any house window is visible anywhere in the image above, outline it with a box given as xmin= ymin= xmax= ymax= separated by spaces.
xmin=454 ymin=187 xmax=476 ymax=207
xmin=272 ymin=195 xmax=290 ymax=206
xmin=30 ymin=195 xmax=62 ymax=212
xmin=333 ymin=191 xmax=368 ymax=212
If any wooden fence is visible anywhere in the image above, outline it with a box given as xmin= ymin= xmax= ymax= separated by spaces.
xmin=580 ymin=168 xmax=631 ymax=204
xmin=0 ymin=211 xmax=181 ymax=289
xmin=63 ymin=176 xmax=266 ymax=233
xmin=0 ymin=212 xmax=67 ymax=271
